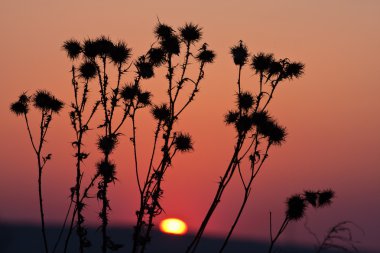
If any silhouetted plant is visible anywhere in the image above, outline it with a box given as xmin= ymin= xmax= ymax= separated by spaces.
xmin=10 ymin=90 xmax=64 ymax=253
xmin=267 ymin=190 xmax=335 ymax=253
xmin=131 ymin=21 xmax=214 ymax=253
xmin=187 ymin=41 xmax=304 ymax=253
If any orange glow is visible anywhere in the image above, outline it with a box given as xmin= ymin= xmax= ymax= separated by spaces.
xmin=159 ymin=218 xmax=188 ymax=235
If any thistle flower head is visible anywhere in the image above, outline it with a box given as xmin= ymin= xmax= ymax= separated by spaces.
xmin=179 ymin=23 xmax=202 ymax=44
xmin=160 ymin=35 xmax=180 ymax=56
xmin=110 ymin=41 xmax=131 ymax=65
xmin=268 ymin=60 xmax=284 ymax=77
xmin=10 ymin=93 xmax=30 ymax=116
xmin=196 ymin=44 xmax=215 ymax=63
xmin=237 ymin=91 xmax=254 ymax=111
xmin=251 ymin=52 xmax=274 ymax=74
xmin=174 ymin=133 xmax=193 ymax=152
xmin=97 ymin=159 xmax=116 ymax=183
xmin=230 ymin=41 xmax=249 ymax=66
xmin=79 ymin=61 xmax=98 ymax=80
xmin=154 ymin=23 xmax=174 ymax=40
xmin=136 ymin=89 xmax=152 ymax=106
xmin=267 ymin=122 xmax=287 ymax=145
xmin=148 ymin=47 xmax=166 ymax=66
xmin=251 ymin=110 xmax=271 ymax=131
xmin=151 ymin=104 xmax=170 ymax=121
xmin=83 ymin=39 xmax=98 ymax=59
xmin=286 ymin=195 xmax=306 ymax=221
xmin=224 ymin=110 xmax=239 ymax=125
xmin=120 ymin=84 xmax=138 ymax=101
xmin=304 ymin=191 xmax=318 ymax=207
xmin=135 ymin=56 xmax=154 ymax=79
xmin=284 ymin=61 xmax=305 ymax=79
xmin=97 ymin=134 xmax=118 ymax=155
xmin=33 ymin=90 xmax=64 ymax=113
xmin=318 ymin=190 xmax=334 ymax=207
xmin=94 ymin=36 xmax=114 ymax=57
xmin=63 ymin=39 xmax=82 ymax=60
xmin=235 ymin=115 xmax=253 ymax=133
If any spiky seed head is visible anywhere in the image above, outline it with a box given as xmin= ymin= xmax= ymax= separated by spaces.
xmin=318 ymin=190 xmax=334 ymax=207
xmin=33 ymin=90 xmax=64 ymax=113
xmin=304 ymin=191 xmax=318 ymax=207
xmin=154 ymin=23 xmax=174 ymax=40
xmin=235 ymin=115 xmax=253 ymax=133
xmin=148 ymin=47 xmax=166 ymax=66
xmin=251 ymin=110 xmax=271 ymax=126
xmin=160 ymin=35 xmax=180 ymax=55
xmin=151 ymin=104 xmax=170 ymax=121
xmin=135 ymin=56 xmax=154 ymax=79
xmin=268 ymin=60 xmax=283 ymax=77
xmin=251 ymin=52 xmax=274 ymax=74
xmin=196 ymin=45 xmax=215 ymax=63
xmin=79 ymin=61 xmax=98 ymax=80
xmin=237 ymin=91 xmax=254 ymax=110
xmin=174 ymin=133 xmax=193 ymax=152
xmin=63 ymin=39 xmax=82 ymax=60
xmin=136 ymin=90 xmax=152 ymax=106
xmin=110 ymin=41 xmax=131 ymax=65
xmin=10 ymin=101 xmax=29 ymax=115
xmin=284 ymin=61 xmax=305 ymax=79
xmin=179 ymin=23 xmax=202 ymax=43
xmin=94 ymin=36 xmax=114 ymax=57
xmin=48 ymin=97 xmax=65 ymax=113
xmin=286 ymin=195 xmax=306 ymax=221
xmin=97 ymin=159 xmax=116 ymax=183
xmin=230 ymin=41 xmax=249 ymax=66
xmin=224 ymin=110 xmax=239 ymax=125
xmin=268 ymin=122 xmax=287 ymax=145
xmin=18 ymin=93 xmax=30 ymax=104
xmin=120 ymin=84 xmax=138 ymax=100
xmin=83 ymin=39 xmax=98 ymax=59
xmin=97 ymin=134 xmax=118 ymax=155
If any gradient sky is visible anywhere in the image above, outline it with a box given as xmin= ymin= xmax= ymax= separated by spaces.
xmin=1 ymin=0 xmax=379 ymax=251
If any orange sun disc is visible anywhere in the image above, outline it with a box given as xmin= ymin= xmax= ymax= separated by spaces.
xmin=159 ymin=218 xmax=188 ymax=235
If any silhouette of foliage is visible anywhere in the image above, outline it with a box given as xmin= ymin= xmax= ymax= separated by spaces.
xmin=10 ymin=90 xmax=64 ymax=253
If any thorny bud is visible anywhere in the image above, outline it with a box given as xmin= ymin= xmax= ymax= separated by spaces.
xmin=120 ymin=84 xmax=138 ymax=101
xmin=286 ymin=195 xmax=306 ymax=221
xmin=224 ymin=110 xmax=239 ymax=125
xmin=174 ymin=133 xmax=193 ymax=152
xmin=10 ymin=92 xmax=30 ymax=116
xmin=97 ymin=160 xmax=116 ymax=183
xmin=160 ymin=35 xmax=181 ymax=56
xmin=318 ymin=190 xmax=334 ymax=207
xmin=179 ymin=23 xmax=202 ymax=44
xmin=148 ymin=47 xmax=166 ymax=67
xmin=237 ymin=91 xmax=254 ymax=111
xmin=151 ymin=104 xmax=170 ymax=121
xmin=110 ymin=41 xmax=131 ymax=65
xmin=196 ymin=44 xmax=215 ymax=63
xmin=63 ymin=39 xmax=82 ymax=60
xmin=79 ymin=61 xmax=98 ymax=80
xmin=135 ymin=56 xmax=154 ymax=79
xmin=251 ymin=52 xmax=274 ymax=74
xmin=33 ymin=90 xmax=64 ymax=113
xmin=230 ymin=41 xmax=249 ymax=66
xmin=97 ymin=134 xmax=118 ymax=155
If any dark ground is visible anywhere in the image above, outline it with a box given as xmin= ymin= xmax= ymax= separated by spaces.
xmin=0 ymin=223 xmax=373 ymax=253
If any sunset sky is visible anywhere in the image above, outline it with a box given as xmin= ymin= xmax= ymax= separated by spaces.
xmin=1 ymin=1 xmax=379 ymax=251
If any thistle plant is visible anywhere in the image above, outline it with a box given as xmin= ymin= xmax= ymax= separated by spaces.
xmin=131 ymin=22 xmax=215 ymax=253
xmin=268 ymin=190 xmax=335 ymax=253
xmin=10 ymin=90 xmax=64 ymax=253
xmin=187 ymin=41 xmax=304 ymax=253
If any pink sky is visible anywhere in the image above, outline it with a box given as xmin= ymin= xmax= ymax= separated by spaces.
xmin=1 ymin=1 xmax=379 ymax=251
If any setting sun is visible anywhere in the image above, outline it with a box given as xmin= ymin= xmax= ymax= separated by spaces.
xmin=159 ymin=218 xmax=188 ymax=235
